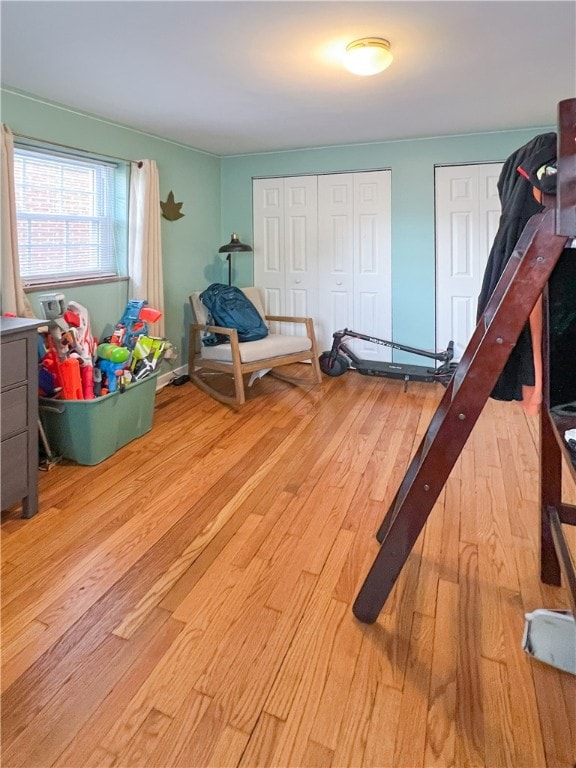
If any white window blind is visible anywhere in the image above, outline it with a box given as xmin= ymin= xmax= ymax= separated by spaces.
xmin=14 ymin=146 xmax=121 ymax=284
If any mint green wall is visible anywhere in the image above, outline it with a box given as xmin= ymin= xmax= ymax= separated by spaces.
xmin=2 ymin=86 xmax=555 ymax=361
xmin=221 ymin=126 xmax=553 ymax=352
xmin=1 ymin=88 xmax=221 ymax=365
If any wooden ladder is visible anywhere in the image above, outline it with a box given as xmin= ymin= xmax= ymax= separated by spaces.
xmin=353 ymin=206 xmax=569 ymax=624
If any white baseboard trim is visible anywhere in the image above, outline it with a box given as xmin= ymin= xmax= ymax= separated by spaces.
xmin=156 ymin=363 xmax=188 ymax=390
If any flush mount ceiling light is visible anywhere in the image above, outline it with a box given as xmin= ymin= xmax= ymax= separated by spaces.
xmin=344 ymin=37 xmax=393 ymax=76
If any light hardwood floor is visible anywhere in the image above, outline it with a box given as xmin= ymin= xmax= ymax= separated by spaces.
xmin=2 ymin=369 xmax=575 ymax=767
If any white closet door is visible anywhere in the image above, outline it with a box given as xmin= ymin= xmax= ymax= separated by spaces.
xmin=435 ymin=163 xmax=502 ymax=360
xmin=351 ymin=171 xmax=392 ymax=361
xmin=254 ymin=170 xmax=391 ymax=355
xmin=317 ymin=171 xmax=392 ymax=359
xmin=254 ymin=176 xmax=318 ymax=335
xmin=283 ymin=176 xmax=318 ymax=326
xmin=317 ymin=173 xmax=354 ymax=352
xmin=253 ymin=178 xmax=285 ymax=316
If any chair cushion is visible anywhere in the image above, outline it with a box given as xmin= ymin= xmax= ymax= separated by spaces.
xmin=200 ymin=333 xmax=312 ymax=363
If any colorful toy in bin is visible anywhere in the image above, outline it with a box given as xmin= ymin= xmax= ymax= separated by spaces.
xmin=97 ymin=343 xmax=130 ymax=364
xmin=97 ymin=360 xmax=128 ymax=393
xmin=37 ymin=294 xmax=166 ymax=401
xmin=96 ymin=343 xmax=132 ymax=394
xmin=60 ymin=357 xmax=83 ymax=399
xmin=131 ymin=336 xmax=166 ymax=380
xmin=37 ymin=293 xmax=68 ymax=360
xmin=112 ymin=300 xmax=163 ymax=350
xmin=38 ymin=294 xmax=98 ymax=399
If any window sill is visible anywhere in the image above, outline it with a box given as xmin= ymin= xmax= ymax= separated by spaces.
xmin=24 ymin=275 xmax=129 ymax=292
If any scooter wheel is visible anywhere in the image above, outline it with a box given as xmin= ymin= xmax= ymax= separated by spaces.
xmin=319 ymin=352 xmax=349 ymax=377
xmin=435 ymin=362 xmax=458 ymax=388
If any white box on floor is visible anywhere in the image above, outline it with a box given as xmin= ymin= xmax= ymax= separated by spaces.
xmin=522 ymin=609 xmax=576 ymax=675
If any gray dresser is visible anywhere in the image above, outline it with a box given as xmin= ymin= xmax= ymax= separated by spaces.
xmin=1 ymin=317 xmax=44 ymax=518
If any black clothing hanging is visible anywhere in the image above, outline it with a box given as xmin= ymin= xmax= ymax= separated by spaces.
xmin=476 ymin=132 xmax=557 ymax=401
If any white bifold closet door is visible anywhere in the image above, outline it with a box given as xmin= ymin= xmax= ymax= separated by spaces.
xmin=317 ymin=171 xmax=391 ymax=360
xmin=253 ymin=170 xmax=392 ymax=361
xmin=435 ymin=163 xmax=503 ymax=360
xmin=252 ymin=175 xmax=318 ymax=337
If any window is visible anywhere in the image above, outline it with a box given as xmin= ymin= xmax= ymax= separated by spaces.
xmin=14 ymin=144 xmax=129 ymax=286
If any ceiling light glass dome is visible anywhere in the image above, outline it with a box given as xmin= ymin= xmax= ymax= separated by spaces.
xmin=344 ymin=38 xmax=393 ymax=76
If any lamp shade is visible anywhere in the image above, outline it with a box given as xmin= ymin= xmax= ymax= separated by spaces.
xmin=344 ymin=38 xmax=393 ymax=76
xmin=218 ymin=233 xmax=253 ymax=253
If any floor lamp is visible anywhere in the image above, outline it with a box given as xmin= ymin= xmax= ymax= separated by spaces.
xmin=218 ymin=233 xmax=253 ymax=285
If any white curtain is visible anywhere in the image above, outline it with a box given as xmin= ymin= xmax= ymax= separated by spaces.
xmin=1 ymin=124 xmax=34 ymax=317
xmin=128 ymin=159 xmax=165 ymax=338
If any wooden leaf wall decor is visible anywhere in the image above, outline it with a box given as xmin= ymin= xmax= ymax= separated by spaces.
xmin=160 ymin=191 xmax=185 ymax=221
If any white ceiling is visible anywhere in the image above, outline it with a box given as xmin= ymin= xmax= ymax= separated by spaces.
xmin=1 ymin=0 xmax=575 ymax=156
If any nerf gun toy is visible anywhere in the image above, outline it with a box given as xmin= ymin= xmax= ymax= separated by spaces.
xmin=38 ymin=294 xmax=98 ymax=399
xmin=96 ymin=343 xmax=131 ymax=393
xmin=131 ymin=336 xmax=166 ymax=380
xmin=111 ymin=300 xmax=162 ymax=349
xmin=37 ymin=293 xmax=69 ymax=359
xmin=64 ymin=300 xmax=97 ymax=398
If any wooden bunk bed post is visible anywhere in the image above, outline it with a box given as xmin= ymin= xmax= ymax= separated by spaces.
xmin=539 ymin=97 xmax=576 ymax=615
xmin=353 ymin=98 xmax=575 ymax=625
xmin=556 ymin=96 xmax=576 ymax=237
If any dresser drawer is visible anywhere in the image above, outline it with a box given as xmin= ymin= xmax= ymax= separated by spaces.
xmin=1 ymin=385 xmax=28 ymax=439
xmin=1 ymin=339 xmax=28 ymax=388
xmin=1 ymin=432 xmax=28 ymax=510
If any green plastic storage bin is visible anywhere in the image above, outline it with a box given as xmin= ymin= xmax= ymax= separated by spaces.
xmin=39 ymin=372 xmax=159 ymax=465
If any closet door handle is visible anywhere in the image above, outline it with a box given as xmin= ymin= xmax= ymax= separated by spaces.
xmin=336 ymin=281 xmax=343 ymax=286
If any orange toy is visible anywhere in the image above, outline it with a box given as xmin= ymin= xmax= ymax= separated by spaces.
xmin=59 ymin=357 xmax=83 ymax=400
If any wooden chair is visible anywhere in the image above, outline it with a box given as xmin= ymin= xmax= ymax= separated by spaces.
xmin=188 ymin=287 xmax=322 ymax=407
